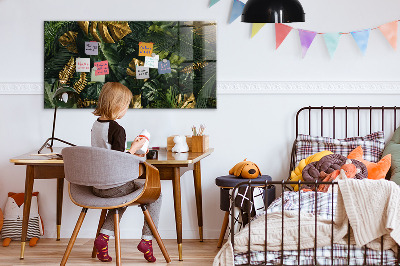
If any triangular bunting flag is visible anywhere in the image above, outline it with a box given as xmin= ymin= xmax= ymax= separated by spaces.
xmin=378 ymin=21 xmax=397 ymax=50
xmin=229 ymin=0 xmax=245 ymax=24
xmin=209 ymin=0 xmax=220 ymax=7
xmin=251 ymin=23 xmax=266 ymax=38
xmin=351 ymin=29 xmax=370 ymax=55
xmin=298 ymin=29 xmax=317 ymax=58
xmin=275 ymin=23 xmax=293 ymax=49
xmin=323 ymin=33 xmax=341 ymax=58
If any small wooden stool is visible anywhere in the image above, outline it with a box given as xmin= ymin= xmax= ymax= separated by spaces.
xmin=215 ymin=175 xmax=275 ymax=248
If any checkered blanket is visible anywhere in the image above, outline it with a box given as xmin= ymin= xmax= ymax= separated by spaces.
xmin=234 ymin=191 xmax=397 ymax=265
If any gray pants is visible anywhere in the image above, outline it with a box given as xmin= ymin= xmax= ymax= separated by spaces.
xmin=92 ymin=180 xmax=162 ymax=240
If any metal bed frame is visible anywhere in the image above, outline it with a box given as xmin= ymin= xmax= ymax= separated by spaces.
xmin=230 ymin=106 xmax=400 ymax=266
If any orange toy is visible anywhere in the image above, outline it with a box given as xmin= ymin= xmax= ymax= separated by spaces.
xmin=348 ymin=146 xmax=391 ymax=180
xmin=229 ymin=159 xmax=261 ymax=179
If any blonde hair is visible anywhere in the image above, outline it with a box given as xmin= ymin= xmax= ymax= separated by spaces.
xmin=93 ymin=82 xmax=133 ymax=120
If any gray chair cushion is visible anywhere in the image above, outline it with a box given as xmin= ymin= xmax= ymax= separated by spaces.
xmin=69 ymin=180 xmax=145 ymax=208
xmin=62 ymin=146 xmax=145 ymax=188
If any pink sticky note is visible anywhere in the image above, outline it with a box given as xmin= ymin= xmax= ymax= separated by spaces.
xmin=94 ymin=61 xmax=109 ymax=76
xmin=139 ymin=42 xmax=154 ymax=56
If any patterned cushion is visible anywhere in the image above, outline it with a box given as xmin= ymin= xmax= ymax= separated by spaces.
xmin=294 ymin=131 xmax=385 ymax=166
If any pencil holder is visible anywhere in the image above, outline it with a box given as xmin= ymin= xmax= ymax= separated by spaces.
xmin=191 ymin=135 xmax=209 ymax=153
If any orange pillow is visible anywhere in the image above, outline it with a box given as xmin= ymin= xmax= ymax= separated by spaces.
xmin=347 ymin=146 xmax=391 ymax=180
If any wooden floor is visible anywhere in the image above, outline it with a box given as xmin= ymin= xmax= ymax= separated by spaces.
xmin=0 ymin=239 xmax=221 ymax=265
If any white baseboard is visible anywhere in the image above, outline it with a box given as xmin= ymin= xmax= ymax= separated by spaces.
xmin=1 ymin=81 xmax=400 ymax=95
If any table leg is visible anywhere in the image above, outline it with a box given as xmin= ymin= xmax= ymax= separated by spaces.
xmin=193 ymin=161 xmax=203 ymax=242
xmin=172 ymin=167 xmax=183 ymax=261
xmin=20 ymin=165 xmax=35 ymax=259
xmin=56 ymin=178 xmax=64 ymax=241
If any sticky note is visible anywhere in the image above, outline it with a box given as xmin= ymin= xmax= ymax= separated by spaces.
xmin=85 ymin=41 xmax=99 ymax=55
xmin=76 ymin=58 xmax=90 ymax=72
xmin=94 ymin=60 xmax=109 ymax=76
xmin=158 ymin=59 xmax=171 ymax=74
xmin=136 ymin=66 xmax=150 ymax=79
xmin=144 ymin=54 xmax=159 ymax=68
xmin=138 ymin=42 xmax=154 ymax=56
xmin=91 ymin=67 xmax=105 ymax=82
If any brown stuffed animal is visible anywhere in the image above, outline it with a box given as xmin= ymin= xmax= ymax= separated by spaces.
xmin=229 ymin=159 xmax=261 ymax=179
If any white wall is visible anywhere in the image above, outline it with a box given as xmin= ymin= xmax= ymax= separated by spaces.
xmin=1 ymin=0 xmax=400 ymax=239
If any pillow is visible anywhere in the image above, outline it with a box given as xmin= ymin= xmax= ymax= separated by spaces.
xmin=382 ymin=126 xmax=400 ymax=184
xmin=295 ymin=131 xmax=385 ymax=167
xmin=347 ymin=146 xmax=391 ymax=180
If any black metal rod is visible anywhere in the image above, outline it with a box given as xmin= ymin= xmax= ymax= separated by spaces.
xmin=298 ymin=180 xmax=301 ymax=266
xmin=314 ymin=180 xmax=317 ymax=266
xmin=333 ymin=106 xmax=336 ymax=138
xmin=281 ymin=181 xmax=284 ymax=266
xmin=264 ymin=180 xmax=268 ymax=266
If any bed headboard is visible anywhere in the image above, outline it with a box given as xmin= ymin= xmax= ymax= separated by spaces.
xmin=290 ymin=106 xmax=400 ymax=178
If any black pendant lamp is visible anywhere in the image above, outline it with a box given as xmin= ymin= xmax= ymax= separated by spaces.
xmin=241 ymin=0 xmax=305 ymax=23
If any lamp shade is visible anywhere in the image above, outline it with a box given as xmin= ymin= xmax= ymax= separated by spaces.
xmin=52 ymin=81 xmax=78 ymax=108
xmin=241 ymin=0 xmax=305 ymax=23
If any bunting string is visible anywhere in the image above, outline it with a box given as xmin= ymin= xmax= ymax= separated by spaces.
xmin=209 ymin=0 xmax=399 ymax=58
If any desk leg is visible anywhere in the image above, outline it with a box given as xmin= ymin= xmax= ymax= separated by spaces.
xmin=20 ymin=165 xmax=35 ymax=259
xmin=193 ymin=161 xmax=203 ymax=242
xmin=56 ymin=178 xmax=64 ymax=241
xmin=172 ymin=167 xmax=183 ymax=261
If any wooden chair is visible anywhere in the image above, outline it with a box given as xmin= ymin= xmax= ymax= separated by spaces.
xmin=60 ymin=146 xmax=171 ymax=265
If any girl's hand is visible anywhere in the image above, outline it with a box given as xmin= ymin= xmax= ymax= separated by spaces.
xmin=128 ymin=137 xmax=147 ymax=155
xmin=134 ymin=148 xmax=149 ymax=157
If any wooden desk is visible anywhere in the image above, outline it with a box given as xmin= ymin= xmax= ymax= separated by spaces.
xmin=10 ymin=147 xmax=213 ymax=261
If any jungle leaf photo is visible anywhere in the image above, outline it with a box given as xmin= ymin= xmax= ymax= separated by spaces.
xmin=44 ymin=21 xmax=217 ymax=109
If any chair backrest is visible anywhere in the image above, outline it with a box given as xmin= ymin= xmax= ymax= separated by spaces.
xmin=62 ymin=146 xmax=145 ymax=188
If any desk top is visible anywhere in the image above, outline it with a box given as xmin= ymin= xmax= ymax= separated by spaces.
xmin=10 ymin=147 xmax=214 ymax=166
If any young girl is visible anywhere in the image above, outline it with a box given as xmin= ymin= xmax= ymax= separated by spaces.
xmin=91 ymin=82 xmax=162 ymax=263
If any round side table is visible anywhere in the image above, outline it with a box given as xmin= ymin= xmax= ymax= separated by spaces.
xmin=215 ymin=175 xmax=275 ymax=248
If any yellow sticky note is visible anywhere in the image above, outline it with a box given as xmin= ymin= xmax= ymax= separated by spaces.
xmin=139 ymin=42 xmax=154 ymax=56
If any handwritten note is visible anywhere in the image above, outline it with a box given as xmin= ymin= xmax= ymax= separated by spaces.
xmin=144 ymin=54 xmax=159 ymax=68
xmin=91 ymin=67 xmax=105 ymax=82
xmin=85 ymin=41 xmax=99 ymax=55
xmin=76 ymin=58 xmax=90 ymax=72
xmin=136 ymin=66 xmax=150 ymax=79
xmin=94 ymin=60 xmax=109 ymax=76
xmin=138 ymin=42 xmax=153 ymax=56
xmin=158 ymin=59 xmax=171 ymax=74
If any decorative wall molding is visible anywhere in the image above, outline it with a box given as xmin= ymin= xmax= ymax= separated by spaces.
xmin=218 ymin=81 xmax=400 ymax=94
xmin=1 ymin=81 xmax=400 ymax=95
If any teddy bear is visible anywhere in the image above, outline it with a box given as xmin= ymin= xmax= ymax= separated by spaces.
xmin=229 ymin=159 xmax=261 ymax=179
xmin=172 ymin=135 xmax=189 ymax=153
xmin=1 ymin=192 xmax=44 ymax=247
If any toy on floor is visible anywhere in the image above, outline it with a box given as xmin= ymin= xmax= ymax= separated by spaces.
xmin=172 ymin=135 xmax=189 ymax=153
xmin=1 ymin=192 xmax=44 ymax=247
xmin=229 ymin=159 xmax=261 ymax=179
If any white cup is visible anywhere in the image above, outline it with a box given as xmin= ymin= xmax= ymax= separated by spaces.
xmin=135 ymin=129 xmax=150 ymax=154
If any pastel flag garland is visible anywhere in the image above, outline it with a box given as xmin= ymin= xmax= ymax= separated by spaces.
xmin=229 ymin=0 xmax=245 ymax=24
xmin=298 ymin=29 xmax=317 ymax=58
xmin=323 ymin=33 xmax=341 ymax=58
xmin=275 ymin=23 xmax=293 ymax=49
xmin=351 ymin=29 xmax=370 ymax=55
xmin=209 ymin=0 xmax=220 ymax=7
xmin=251 ymin=23 xmax=266 ymax=38
xmin=378 ymin=21 xmax=398 ymax=50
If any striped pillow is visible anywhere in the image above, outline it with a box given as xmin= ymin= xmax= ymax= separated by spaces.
xmin=294 ymin=131 xmax=385 ymax=167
